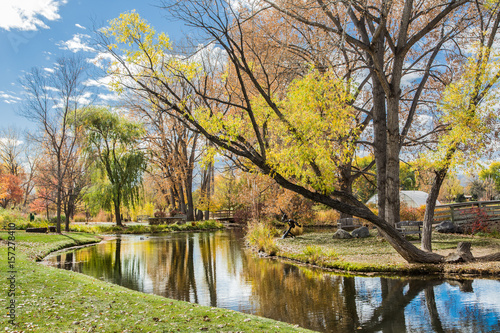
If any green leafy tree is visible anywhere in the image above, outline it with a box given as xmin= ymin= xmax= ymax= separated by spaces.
xmin=420 ymin=31 xmax=500 ymax=252
xmin=400 ymin=163 xmax=418 ymax=191
xmin=479 ymin=162 xmax=500 ymax=192
xmin=78 ymin=107 xmax=146 ymax=226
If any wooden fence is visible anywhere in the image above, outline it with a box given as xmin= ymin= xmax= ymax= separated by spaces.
xmin=433 ymin=200 xmax=500 ymax=228
xmin=210 ymin=210 xmax=235 ymax=221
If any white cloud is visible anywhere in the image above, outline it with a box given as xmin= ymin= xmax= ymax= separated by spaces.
xmin=77 ymin=91 xmax=94 ymax=104
xmin=44 ymin=86 xmax=59 ymax=92
xmin=0 ymin=138 xmax=23 ymax=146
xmin=0 ymin=0 xmax=67 ymax=31
xmin=75 ymin=23 xmax=86 ymax=30
xmin=87 ymin=52 xmax=115 ymax=69
xmin=98 ymin=93 xmax=121 ymax=102
xmin=58 ymin=33 xmax=95 ymax=53
xmin=84 ymin=76 xmax=112 ymax=88
xmin=43 ymin=67 xmax=55 ymax=73
xmin=401 ymin=71 xmax=423 ymax=87
xmin=0 ymin=91 xmax=22 ymax=104
xmin=229 ymin=0 xmax=263 ymax=12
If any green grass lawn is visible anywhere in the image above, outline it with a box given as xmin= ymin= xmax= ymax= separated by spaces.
xmin=0 ymin=231 xmax=314 ymax=333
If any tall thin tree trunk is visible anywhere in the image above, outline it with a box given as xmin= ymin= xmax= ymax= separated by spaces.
xmin=422 ymin=169 xmax=447 ymax=252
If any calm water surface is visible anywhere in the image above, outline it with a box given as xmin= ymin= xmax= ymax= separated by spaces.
xmin=44 ymin=230 xmax=500 ymax=332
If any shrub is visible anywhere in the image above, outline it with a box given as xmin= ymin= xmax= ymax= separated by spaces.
xmin=468 ymin=207 xmax=490 ymax=234
xmin=154 ymin=211 xmax=166 ymax=218
xmin=400 ymin=204 xmax=425 ymax=221
xmin=49 ymin=215 xmax=66 ymax=225
xmin=94 ymin=210 xmax=113 ymax=222
xmin=70 ymin=225 xmax=97 ymax=233
xmin=234 ymin=208 xmax=252 ymax=223
xmin=73 ymin=214 xmax=87 ymax=222
xmin=196 ymin=219 xmax=223 ymax=229
xmin=315 ymin=210 xmax=340 ymax=225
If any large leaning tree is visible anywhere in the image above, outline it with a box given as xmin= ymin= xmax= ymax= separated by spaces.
xmin=95 ymin=3 xmax=500 ymax=263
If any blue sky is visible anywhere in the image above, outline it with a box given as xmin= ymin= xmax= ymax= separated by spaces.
xmin=0 ymin=0 xmax=186 ymax=129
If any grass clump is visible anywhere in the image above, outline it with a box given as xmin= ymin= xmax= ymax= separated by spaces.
xmin=245 ymin=221 xmax=280 ymax=255
xmin=301 ymin=245 xmax=339 ymax=265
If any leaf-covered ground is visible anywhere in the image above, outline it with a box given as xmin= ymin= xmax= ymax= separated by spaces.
xmin=0 ymin=231 xmax=314 ymax=333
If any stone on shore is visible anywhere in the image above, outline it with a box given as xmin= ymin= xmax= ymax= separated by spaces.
xmin=333 ymin=229 xmax=352 ymax=239
xmin=351 ymin=226 xmax=370 ymax=238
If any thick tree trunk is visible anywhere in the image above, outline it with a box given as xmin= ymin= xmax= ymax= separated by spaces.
xmin=114 ymin=194 xmax=123 ymax=227
xmin=178 ymin=183 xmax=186 ymax=214
xmin=386 ymin=95 xmax=401 ymax=226
xmin=386 ymin=43 xmax=405 ymax=227
xmin=185 ymin=175 xmax=194 ymax=221
xmin=339 ymin=166 xmax=354 ymax=219
xmin=202 ymin=163 xmax=213 ymax=221
xmin=422 ymin=169 xmax=447 ymax=252
xmin=372 ymin=71 xmax=387 ymax=221
xmin=56 ymin=185 xmax=62 ymax=234
xmin=476 ymin=252 xmax=500 ymax=261
xmin=169 ymin=187 xmax=177 ymax=211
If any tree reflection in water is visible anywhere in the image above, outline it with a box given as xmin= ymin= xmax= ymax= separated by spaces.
xmin=46 ymin=230 xmax=500 ymax=333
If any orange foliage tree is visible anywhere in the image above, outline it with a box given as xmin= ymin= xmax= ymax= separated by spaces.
xmin=0 ymin=174 xmax=23 ymax=209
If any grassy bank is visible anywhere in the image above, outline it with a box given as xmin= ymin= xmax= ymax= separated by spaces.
xmin=69 ymin=220 xmax=225 ymax=234
xmin=0 ymin=231 xmax=313 ymax=332
xmin=250 ymin=227 xmax=500 ymax=276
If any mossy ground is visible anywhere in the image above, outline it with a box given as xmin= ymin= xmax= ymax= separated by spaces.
xmin=0 ymin=231 xmax=314 ymax=333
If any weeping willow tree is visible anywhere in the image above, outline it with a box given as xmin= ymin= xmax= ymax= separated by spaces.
xmin=78 ymin=107 xmax=146 ymax=226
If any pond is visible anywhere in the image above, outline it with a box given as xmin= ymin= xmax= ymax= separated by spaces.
xmin=43 ymin=230 xmax=500 ymax=332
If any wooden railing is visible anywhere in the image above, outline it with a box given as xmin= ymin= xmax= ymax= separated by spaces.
xmin=433 ymin=200 xmax=500 ymax=225
xmin=210 ymin=210 xmax=234 ymax=220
